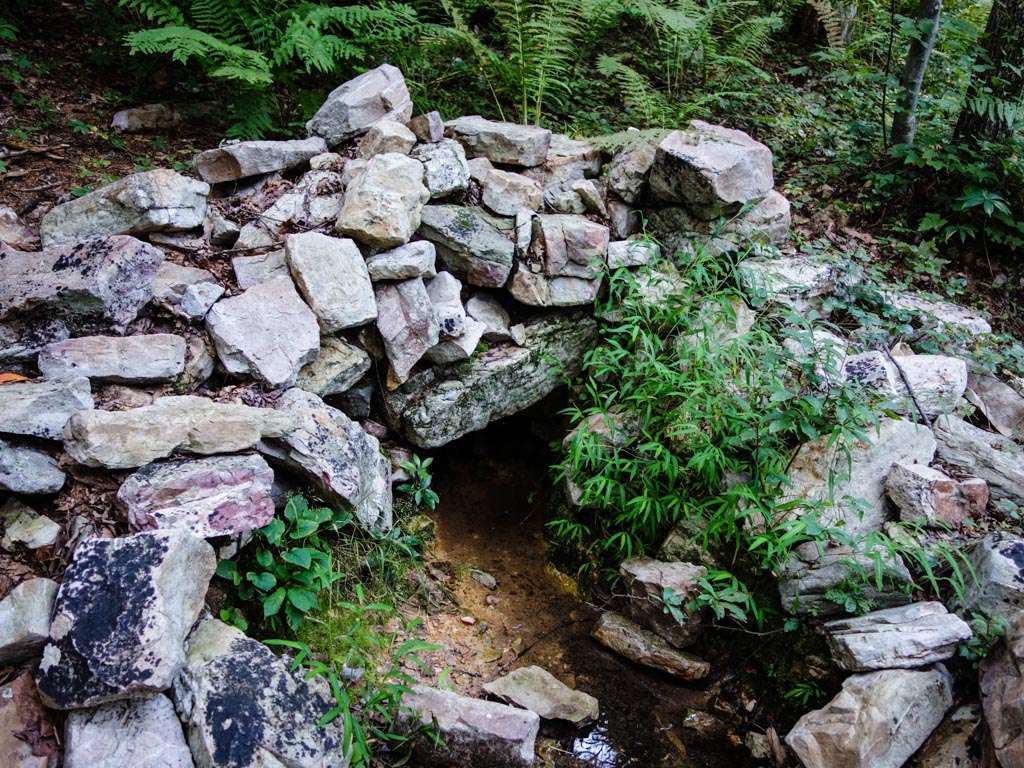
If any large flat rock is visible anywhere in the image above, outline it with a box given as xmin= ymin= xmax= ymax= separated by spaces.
xmin=447 ymin=116 xmax=552 ymax=167
xmin=0 ymin=376 xmax=93 ymax=440
xmin=194 ymin=137 xmax=326 ymax=183
xmin=64 ymin=694 xmax=194 ymax=768
xmin=483 ymin=665 xmax=598 ymax=724
xmin=38 ymin=334 xmax=186 ymax=383
xmin=418 ymin=205 xmax=515 ymax=288
xmin=0 ymin=439 xmax=65 ymax=494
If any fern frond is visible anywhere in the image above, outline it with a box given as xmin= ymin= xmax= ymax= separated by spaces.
xmin=126 ymin=26 xmax=272 ymax=84
xmin=806 ymin=0 xmax=845 ymax=49
xmin=117 ymin=0 xmax=185 ymax=27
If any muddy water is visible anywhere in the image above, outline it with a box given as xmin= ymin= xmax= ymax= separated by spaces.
xmin=420 ymin=414 xmax=757 ymax=768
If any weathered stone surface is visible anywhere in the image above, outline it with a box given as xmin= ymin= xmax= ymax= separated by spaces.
xmin=509 ymin=270 xmax=602 ymax=307
xmin=620 ymin=557 xmax=704 ymax=648
xmin=401 ymin=684 xmax=539 ymax=768
xmin=375 ymin=277 xmax=439 ymax=384
xmin=65 ymin=694 xmax=194 ymax=768
xmin=1 ymin=236 xmax=164 ymax=334
xmin=782 ymin=417 xmax=936 ymax=537
xmin=285 ymin=232 xmax=376 ymax=331
xmin=0 ymin=439 xmax=65 ymax=494
xmin=117 ymin=454 xmax=274 ymax=538
xmin=530 ymin=214 xmax=609 ymax=279
xmin=0 ymin=578 xmax=58 ymax=663
xmin=934 ymin=415 xmax=1024 ymax=504
xmin=1 ymin=499 xmax=60 ymax=549
xmin=36 ymin=529 xmax=215 ymax=709
xmin=411 ymin=139 xmax=470 ymax=199
xmin=64 ymin=395 xmax=295 ymax=469
xmin=385 ymin=312 xmax=596 ymax=447
xmin=195 ymin=137 xmax=327 ymax=183
xmin=297 ymin=336 xmax=371 ymax=397
xmin=152 ymin=262 xmax=224 ymax=320
xmin=980 ymin=612 xmax=1024 ymax=768
xmin=824 ymin=602 xmax=972 ymax=672
xmin=357 ymin=119 xmax=416 ymax=158
xmin=427 ymin=271 xmax=466 ymax=337
xmin=607 ymin=239 xmax=660 ymax=269
xmin=408 ymin=111 xmax=444 ymax=143
xmin=418 ymin=205 xmax=515 ymax=288
xmin=967 ymin=368 xmax=1024 ymax=438
xmin=887 ymin=291 xmax=991 ymax=334
xmin=649 ymin=121 xmax=773 ymax=217
xmin=480 ymin=168 xmax=543 ymax=215
xmin=958 ymin=531 xmax=1024 ymax=623
xmin=541 ymin=134 xmax=602 ymax=181
xmin=448 ymin=116 xmax=552 ymax=167
xmin=41 ymin=170 xmax=209 ymax=246
xmin=483 ymin=666 xmax=598 ymax=724
xmin=309 ymin=152 xmax=343 ymax=170
xmin=235 ymin=170 xmax=345 ymax=251
xmin=591 ymin=611 xmax=710 ymax=680
xmin=174 ymin=617 xmax=348 ymax=767
xmin=886 ymin=462 xmax=988 ymax=526
xmin=111 ymin=103 xmax=185 ymax=133
xmin=366 ymin=241 xmax=437 ymax=281
xmin=336 ymin=153 xmax=429 ymax=248
xmin=787 ymin=665 xmax=952 ymax=768
xmin=466 ymin=293 xmax=512 ymax=341
xmin=608 ymin=197 xmax=639 ymax=239
xmin=0 ymin=673 xmax=57 ymax=768
xmin=232 ymin=249 xmax=288 ymax=289
xmin=425 ymin=317 xmax=486 ymax=365
xmin=307 ymin=63 xmax=412 ymax=145
xmin=259 ymin=388 xmax=392 ymax=531
xmin=738 ymin=255 xmax=838 ymax=313
xmin=606 ymin=142 xmax=656 ymax=203
xmin=0 ymin=205 xmax=35 ymax=249
xmin=0 ymin=376 xmax=93 ymax=440
xmin=38 ymin=334 xmax=186 ymax=384
xmin=206 ymin=276 xmax=320 ymax=388
xmin=885 ymin=354 xmax=968 ymax=417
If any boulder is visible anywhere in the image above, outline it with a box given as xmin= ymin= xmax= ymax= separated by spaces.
xmin=823 ymin=602 xmax=972 ymax=671
xmin=0 ymin=376 xmax=93 ymax=440
xmin=365 ymin=241 xmax=438 ymax=281
xmin=885 ymin=462 xmax=988 ymax=526
xmin=194 ymin=137 xmax=327 ymax=183
xmin=0 ymin=439 xmax=65 ymax=494
xmin=980 ymin=612 xmax=1024 ymax=768
xmin=400 ymin=684 xmax=539 ymax=768
xmin=408 ymin=111 xmax=444 ymax=143
xmin=0 ymin=578 xmax=58 ymax=664
xmin=447 ymin=115 xmax=552 ymax=167
xmin=173 ymin=617 xmax=349 ymax=768
xmin=307 ymin=63 xmax=413 ymax=145
xmin=38 ymin=334 xmax=186 ymax=383
xmin=206 ymin=276 xmax=321 ymax=388
xmin=619 ymin=557 xmax=704 ymax=648
xmin=426 ymin=271 xmax=466 ymax=337
xmin=882 ymin=354 xmax=968 ymax=417
xmin=41 ymin=169 xmax=209 ymax=246
xmin=336 ymin=152 xmax=429 ymax=248
xmin=418 ymin=204 xmax=515 ymax=288
xmin=738 ymin=255 xmax=838 ymax=313
xmin=479 ymin=168 xmax=543 ymax=215
xmin=1 ymin=499 xmax=60 ymax=549
xmin=117 ymin=454 xmax=275 ymax=538
xmin=232 ymin=249 xmax=289 ymax=289
xmin=384 ymin=312 xmax=596 ymax=447
xmin=649 ymin=121 xmax=773 ymax=217
xmin=0 ymin=236 xmax=164 ymax=334
xmin=0 ymin=673 xmax=57 ymax=768
xmin=934 ymin=415 xmax=1024 ymax=504
xmin=483 ymin=665 xmax=598 ymax=724
xmin=259 ymin=388 xmax=392 ymax=531
xmin=65 ymin=694 xmax=194 ymax=768
xmin=786 ymin=665 xmax=952 ymax=768
xmin=285 ymin=232 xmax=377 ymax=331
xmin=606 ymin=142 xmax=656 ymax=203
xmin=296 ymin=337 xmax=371 ymax=397
xmin=0 ymin=205 xmax=35 ymax=249
xmin=410 ymin=139 xmax=470 ymax=198
xmin=606 ymin=239 xmax=660 ymax=269
xmin=63 ymin=395 xmax=295 ymax=469
xmin=959 ymin=531 xmax=1024 ymax=623
xmin=466 ymin=294 xmax=513 ymax=341
xmin=152 ymin=262 xmax=224 ymax=320
xmin=375 ymin=277 xmax=439 ymax=384
xmin=591 ymin=611 xmax=710 ymax=680
xmin=966 ymin=368 xmax=1024 ymax=438
xmin=36 ymin=529 xmax=215 ymax=709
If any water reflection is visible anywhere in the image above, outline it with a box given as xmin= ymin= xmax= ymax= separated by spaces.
xmin=572 ymin=718 xmax=623 ymax=767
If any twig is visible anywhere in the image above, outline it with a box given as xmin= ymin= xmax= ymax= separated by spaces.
xmin=9 ymin=181 xmax=63 ymax=193
xmin=883 ymin=346 xmax=932 ymax=426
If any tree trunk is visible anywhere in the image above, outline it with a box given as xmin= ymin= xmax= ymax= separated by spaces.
xmin=891 ymin=0 xmax=942 ymax=146
xmin=955 ymin=0 xmax=1024 ymax=143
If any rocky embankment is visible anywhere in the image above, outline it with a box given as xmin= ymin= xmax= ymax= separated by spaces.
xmin=1 ymin=61 xmax=1024 ymax=767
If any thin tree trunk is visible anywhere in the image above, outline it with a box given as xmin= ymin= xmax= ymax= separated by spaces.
xmin=891 ymin=0 xmax=942 ymax=146
xmin=955 ymin=0 xmax=1024 ymax=143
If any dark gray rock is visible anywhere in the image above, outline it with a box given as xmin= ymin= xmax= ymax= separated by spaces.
xmin=418 ymin=205 xmax=515 ymax=288
xmin=0 ymin=439 xmax=65 ymax=494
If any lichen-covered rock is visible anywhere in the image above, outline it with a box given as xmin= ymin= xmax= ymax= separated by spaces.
xmin=400 ymin=685 xmax=539 ymax=768
xmin=384 ymin=312 xmax=597 ymax=448
xmin=786 ymin=665 xmax=953 ymax=768
xmin=0 ymin=236 xmax=164 ymax=334
xmin=447 ymin=116 xmax=552 ymax=167
xmin=887 ymin=291 xmax=991 ymax=335
xmin=934 ymin=415 xmax=1024 ymax=504
xmin=65 ymin=694 xmax=194 ymax=768
xmin=41 ymin=169 xmax=209 ymax=246
xmin=483 ymin=665 xmax=598 ymax=724
xmin=36 ymin=529 xmax=215 ymax=709
xmin=1 ymin=498 xmax=60 ymax=549
xmin=0 ymin=376 xmax=93 ymax=440
xmin=152 ymin=262 xmax=224 ymax=321
xmin=410 ymin=139 xmax=470 ymax=199
xmin=958 ymin=531 xmax=1024 ymax=623
xmin=365 ymin=241 xmax=437 ymax=281
xmin=194 ymin=137 xmax=327 ymax=183
xmin=38 ymin=334 xmax=186 ymax=384
xmin=297 ymin=336 xmax=371 ymax=397
xmin=285 ymin=232 xmax=376 ymax=331
xmin=117 ymin=454 xmax=275 ymax=538
xmin=336 ymin=153 xmax=429 ymax=248
xmin=606 ymin=142 xmax=656 ymax=203
xmin=738 ymin=255 xmax=839 ymax=313
xmin=307 ymin=63 xmax=412 ymax=145
xmin=0 ymin=439 xmax=65 ymax=494
xmin=824 ymin=602 xmax=972 ymax=672
xmin=649 ymin=121 xmax=773 ymax=217
xmin=173 ymin=617 xmax=349 ymax=768
xmin=0 ymin=578 xmax=58 ymax=664
xmin=206 ymin=276 xmax=321 ymax=388
xmin=426 ymin=271 xmax=466 ymax=338
xmin=606 ymin=239 xmax=660 ymax=269
xmin=619 ymin=557 xmax=704 ymax=648
xmin=375 ymin=277 xmax=439 ymax=384
xmin=63 ymin=395 xmax=295 ymax=469
xmin=885 ymin=462 xmax=988 ymax=526
xmin=418 ymin=205 xmax=515 ymax=288
xmin=877 ymin=354 xmax=969 ymax=417
xmin=426 ymin=317 xmax=486 ymax=365
xmin=591 ymin=612 xmax=710 ymax=680
xmin=0 ymin=673 xmax=58 ymax=768
xmin=259 ymin=388 xmax=392 ymax=532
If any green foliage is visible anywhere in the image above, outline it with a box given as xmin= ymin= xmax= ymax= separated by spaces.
xmin=783 ymin=679 xmax=825 ymax=706
xmin=397 ymin=454 xmax=439 ymax=511
xmin=959 ymin=611 xmax=1009 ymax=665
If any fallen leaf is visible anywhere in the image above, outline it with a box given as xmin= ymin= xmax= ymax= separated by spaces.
xmin=0 ymin=372 xmax=29 ymax=384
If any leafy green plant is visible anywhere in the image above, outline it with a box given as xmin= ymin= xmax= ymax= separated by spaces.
xmin=959 ymin=611 xmax=1009 ymax=664
xmin=397 ymin=454 xmax=439 ymax=511
xmin=783 ymin=679 xmax=825 ymax=706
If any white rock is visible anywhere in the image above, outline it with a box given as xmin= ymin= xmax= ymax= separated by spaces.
xmin=336 ymin=153 xmax=429 ymax=248
xmin=307 ymin=63 xmax=413 ymax=144
xmin=408 ymin=111 xmax=444 ymax=143
xmin=365 ymin=241 xmax=437 ymax=281
xmin=152 ymin=262 xmax=224 ymax=320
xmin=466 ymin=294 xmax=512 ymax=341
xmin=410 ymin=139 xmax=470 ymax=199
xmin=426 ymin=271 xmax=466 ymax=337
xmin=959 ymin=531 xmax=1024 ymax=623
xmin=38 ymin=334 xmax=186 ymax=383
xmin=426 ymin=317 xmax=486 ymax=364
xmin=417 ymin=205 xmax=515 ymax=288
xmin=0 ymin=439 xmax=65 ymax=494
xmin=0 ymin=376 xmax=93 ymax=441
xmin=194 ymin=137 xmax=327 ymax=183
xmin=1 ymin=499 xmax=60 ymax=549
xmin=297 ymin=337 xmax=371 ymax=397
xmin=480 ymin=168 xmax=543 ymax=215
xmin=620 ymin=557 xmax=704 ymax=648
xmin=738 ymin=255 xmax=838 ymax=313
xmin=934 ymin=414 xmax=1024 ymax=504
xmin=231 ymin=249 xmax=288 ymax=289
xmin=285 ymin=232 xmax=376 ymax=331
xmin=447 ymin=115 xmax=552 ymax=167
xmin=887 ymin=291 xmax=991 ymax=334
xmin=65 ymin=694 xmax=194 ymax=768
xmin=966 ymin=368 xmax=1024 ymax=438
xmin=606 ymin=142 xmax=656 ymax=203
xmin=0 ymin=205 xmax=35 ymax=249
xmin=375 ymin=278 xmax=439 ymax=384
xmin=0 ymin=578 xmax=58 ymax=664
xmin=483 ymin=665 xmax=598 ymax=724
xmin=357 ymin=119 xmax=416 ymax=158
xmin=606 ymin=239 xmax=660 ymax=269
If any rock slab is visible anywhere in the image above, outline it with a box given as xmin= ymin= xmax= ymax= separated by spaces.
xmin=483 ymin=665 xmax=598 ymax=724
xmin=285 ymin=232 xmax=376 ymax=331
xmin=38 ymin=334 xmax=186 ymax=383
xmin=591 ymin=612 xmax=710 ymax=680
xmin=0 ymin=376 xmax=93 ymax=440
xmin=65 ymin=694 xmax=194 ymax=768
